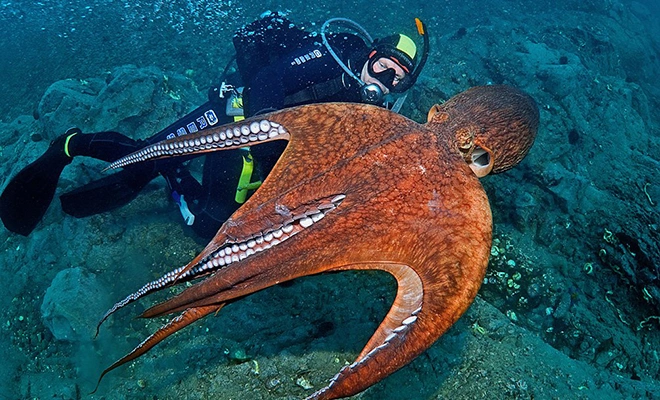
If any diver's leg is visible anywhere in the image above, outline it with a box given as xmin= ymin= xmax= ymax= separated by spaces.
xmin=156 ymin=98 xmax=239 ymax=236
xmin=0 ymin=127 xmax=139 ymax=234
xmin=67 ymin=130 xmax=143 ymax=161
xmin=184 ymin=151 xmax=245 ymax=240
xmin=0 ymin=96 xmax=231 ymax=235
xmin=61 ymin=97 xmax=231 ymax=220
xmin=145 ymin=101 xmax=228 ymax=146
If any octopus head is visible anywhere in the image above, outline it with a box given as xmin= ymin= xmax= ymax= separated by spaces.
xmin=426 ymin=85 xmax=539 ymax=177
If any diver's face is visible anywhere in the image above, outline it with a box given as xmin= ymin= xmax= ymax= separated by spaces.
xmin=360 ymin=57 xmax=406 ymax=95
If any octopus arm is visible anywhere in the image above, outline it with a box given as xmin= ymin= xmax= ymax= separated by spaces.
xmin=92 ymin=304 xmax=222 ymax=393
xmin=104 ymin=103 xmax=398 ymax=172
xmin=307 ymin=253 xmax=488 ymax=399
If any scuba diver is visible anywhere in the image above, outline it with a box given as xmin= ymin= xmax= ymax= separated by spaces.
xmin=0 ymin=11 xmax=429 ymax=239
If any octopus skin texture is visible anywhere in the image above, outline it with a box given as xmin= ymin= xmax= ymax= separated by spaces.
xmin=94 ymin=85 xmax=539 ymax=399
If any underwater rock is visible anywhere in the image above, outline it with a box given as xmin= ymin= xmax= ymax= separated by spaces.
xmin=0 ymin=114 xmax=44 ymax=148
xmin=538 ymin=163 xmax=604 ymax=214
xmin=516 ymin=41 xmax=587 ymax=101
xmin=535 ymin=60 xmax=582 ymax=100
xmin=36 ymin=64 xmax=202 ymax=141
xmin=40 ymin=267 xmax=109 ymax=342
xmin=93 ymin=65 xmax=162 ymax=132
xmin=37 ymin=78 xmax=101 ymax=140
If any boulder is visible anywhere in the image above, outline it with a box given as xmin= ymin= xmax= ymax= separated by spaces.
xmin=41 ymin=267 xmax=109 ymax=342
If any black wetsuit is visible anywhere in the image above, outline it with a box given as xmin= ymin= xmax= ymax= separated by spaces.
xmin=62 ymin=13 xmax=371 ymax=239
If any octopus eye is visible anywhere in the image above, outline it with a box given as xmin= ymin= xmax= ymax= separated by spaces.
xmin=458 ymin=141 xmax=472 ymax=152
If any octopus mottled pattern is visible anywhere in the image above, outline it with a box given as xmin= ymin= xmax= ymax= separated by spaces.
xmin=94 ymin=85 xmax=539 ymax=399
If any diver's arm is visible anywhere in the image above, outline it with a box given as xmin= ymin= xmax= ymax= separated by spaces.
xmin=145 ymin=101 xmax=231 ymax=146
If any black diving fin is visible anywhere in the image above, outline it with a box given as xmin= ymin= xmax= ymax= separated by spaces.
xmin=0 ymin=133 xmax=76 ymax=236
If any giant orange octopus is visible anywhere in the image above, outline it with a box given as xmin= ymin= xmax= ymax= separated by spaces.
xmin=95 ymin=84 xmax=539 ymax=399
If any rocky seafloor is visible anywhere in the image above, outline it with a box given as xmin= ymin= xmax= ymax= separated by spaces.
xmin=0 ymin=0 xmax=659 ymax=399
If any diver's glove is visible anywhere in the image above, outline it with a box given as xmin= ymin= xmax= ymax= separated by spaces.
xmin=171 ymin=190 xmax=195 ymax=226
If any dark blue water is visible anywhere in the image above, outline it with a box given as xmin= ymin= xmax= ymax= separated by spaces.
xmin=1 ymin=1 xmax=659 ymax=399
